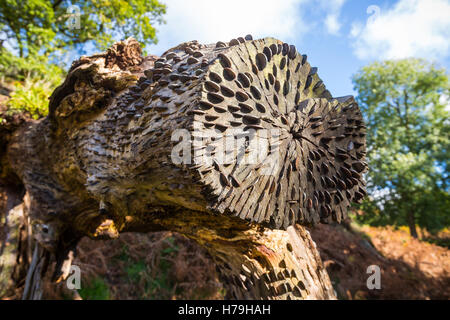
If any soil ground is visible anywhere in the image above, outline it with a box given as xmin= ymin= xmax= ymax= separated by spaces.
xmin=46 ymin=223 xmax=450 ymax=300
xmin=1 ymin=189 xmax=449 ymax=300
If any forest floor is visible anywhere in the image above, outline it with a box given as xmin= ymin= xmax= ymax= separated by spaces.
xmin=43 ymin=221 xmax=449 ymax=300
xmin=1 ymin=189 xmax=449 ymax=299
xmin=310 ymin=223 xmax=449 ymax=299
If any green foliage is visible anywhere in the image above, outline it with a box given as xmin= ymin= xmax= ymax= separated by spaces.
xmin=423 ymin=234 xmax=450 ymax=249
xmin=0 ymin=49 xmax=64 ymax=119
xmin=0 ymin=0 xmax=165 ymax=120
xmin=352 ymin=58 xmax=450 ymax=234
xmin=118 ymin=236 xmax=180 ymax=299
xmin=0 ymin=0 xmax=166 ymax=57
xmin=125 ymin=258 xmax=174 ymax=299
xmin=7 ymin=77 xmax=53 ymax=119
xmin=78 ymin=277 xmax=110 ymax=300
xmin=0 ymin=49 xmax=63 ymax=82
xmin=126 ymin=260 xmax=148 ymax=283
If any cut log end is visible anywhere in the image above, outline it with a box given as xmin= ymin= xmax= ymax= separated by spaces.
xmin=144 ymin=37 xmax=367 ymax=229
xmin=11 ymin=36 xmax=367 ymax=235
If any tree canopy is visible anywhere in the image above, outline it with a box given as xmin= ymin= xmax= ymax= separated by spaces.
xmin=353 ymin=58 xmax=450 ymax=236
xmin=0 ymin=0 xmax=166 ymax=120
xmin=0 ymin=0 xmax=166 ymax=57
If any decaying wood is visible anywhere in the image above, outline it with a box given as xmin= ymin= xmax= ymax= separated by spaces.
xmin=0 ymin=187 xmax=31 ymax=297
xmin=151 ymin=209 xmax=335 ymax=299
xmin=22 ymin=243 xmax=49 ymax=300
xmin=0 ymin=36 xmax=367 ymax=299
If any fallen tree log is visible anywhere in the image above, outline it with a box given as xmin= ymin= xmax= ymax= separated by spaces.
xmin=1 ymin=36 xmax=367 ymax=299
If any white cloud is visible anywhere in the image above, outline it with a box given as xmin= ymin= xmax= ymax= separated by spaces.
xmin=320 ymin=0 xmax=346 ymax=35
xmin=147 ymin=0 xmax=349 ymax=55
xmin=349 ymin=22 xmax=362 ymax=38
xmin=350 ymin=0 xmax=450 ymax=60
xmin=325 ymin=14 xmax=341 ymax=35
xmin=147 ymin=0 xmax=307 ymax=55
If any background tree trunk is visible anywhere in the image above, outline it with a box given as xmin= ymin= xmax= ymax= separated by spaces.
xmin=407 ymin=211 xmax=418 ymax=239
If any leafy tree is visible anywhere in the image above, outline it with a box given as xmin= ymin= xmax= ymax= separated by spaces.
xmin=0 ymin=0 xmax=166 ymax=57
xmin=0 ymin=0 xmax=166 ymax=120
xmin=0 ymin=47 xmax=65 ymax=121
xmin=353 ymin=58 xmax=449 ymax=237
xmin=0 ymin=47 xmax=63 ymax=81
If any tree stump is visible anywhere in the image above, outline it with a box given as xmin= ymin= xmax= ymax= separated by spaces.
xmin=0 ymin=37 xmax=367 ymax=299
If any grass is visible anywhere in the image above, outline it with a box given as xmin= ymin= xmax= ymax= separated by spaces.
xmin=78 ymin=277 xmax=110 ymax=300
xmin=120 ymin=236 xmax=181 ymax=299
xmin=126 ymin=260 xmax=172 ymax=299
xmin=46 ymin=232 xmax=224 ymax=300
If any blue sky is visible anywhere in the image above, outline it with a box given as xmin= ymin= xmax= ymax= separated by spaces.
xmin=145 ymin=0 xmax=450 ymax=98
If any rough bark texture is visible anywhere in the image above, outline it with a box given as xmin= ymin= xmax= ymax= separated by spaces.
xmin=0 ymin=187 xmax=31 ymax=297
xmin=0 ymin=36 xmax=367 ymax=299
xmin=140 ymin=209 xmax=335 ymax=299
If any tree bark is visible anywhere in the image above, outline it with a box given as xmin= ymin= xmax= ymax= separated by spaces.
xmin=1 ymin=37 xmax=368 ymax=299
xmin=0 ymin=186 xmax=32 ymax=298
xmin=139 ymin=208 xmax=335 ymax=299
xmin=407 ymin=211 xmax=418 ymax=239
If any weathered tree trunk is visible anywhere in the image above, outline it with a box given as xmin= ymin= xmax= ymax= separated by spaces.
xmin=0 ymin=94 xmax=34 ymax=298
xmin=0 ymin=186 xmax=32 ymax=298
xmin=143 ymin=209 xmax=335 ymax=299
xmin=0 ymin=36 xmax=367 ymax=299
